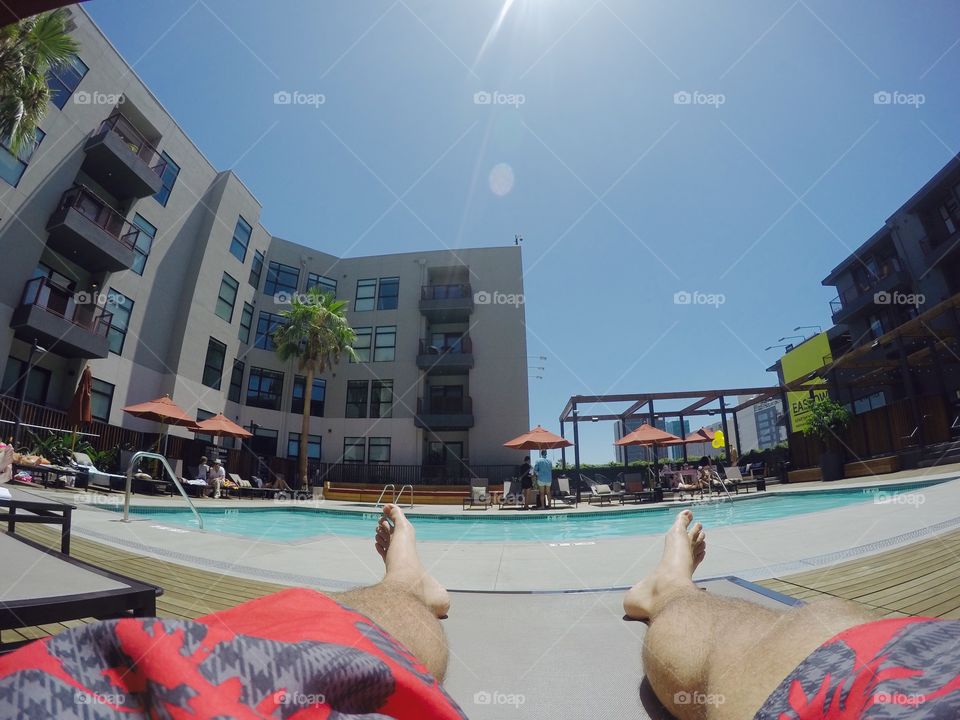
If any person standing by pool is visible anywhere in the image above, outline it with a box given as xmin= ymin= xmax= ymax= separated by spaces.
xmin=534 ymin=449 xmax=553 ymax=509
xmin=518 ymin=455 xmax=535 ymax=509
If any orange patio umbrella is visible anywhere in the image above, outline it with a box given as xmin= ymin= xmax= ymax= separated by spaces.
xmin=614 ymin=423 xmax=682 ymax=447
xmin=504 ymin=425 xmax=572 ymax=450
xmin=683 ymin=427 xmax=716 ymax=443
xmin=193 ymin=414 xmax=252 ymax=439
xmin=123 ymin=395 xmax=198 ymax=455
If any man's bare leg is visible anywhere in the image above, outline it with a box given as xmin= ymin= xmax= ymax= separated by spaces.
xmin=330 ymin=504 xmax=451 ymax=681
xmin=624 ymin=510 xmax=879 ymax=720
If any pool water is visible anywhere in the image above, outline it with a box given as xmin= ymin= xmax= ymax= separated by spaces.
xmin=117 ymin=480 xmax=944 ymax=543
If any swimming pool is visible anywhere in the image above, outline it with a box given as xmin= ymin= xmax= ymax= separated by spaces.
xmin=116 ymin=480 xmax=944 ymax=543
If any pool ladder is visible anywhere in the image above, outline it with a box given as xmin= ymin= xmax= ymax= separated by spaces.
xmin=375 ymin=483 xmax=414 ymax=508
xmin=121 ymin=451 xmax=204 ymax=530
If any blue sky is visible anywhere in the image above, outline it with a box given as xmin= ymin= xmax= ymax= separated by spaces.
xmin=88 ymin=0 xmax=960 ymax=462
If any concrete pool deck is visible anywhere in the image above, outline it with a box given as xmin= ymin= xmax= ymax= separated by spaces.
xmin=14 ymin=464 xmax=960 ymax=593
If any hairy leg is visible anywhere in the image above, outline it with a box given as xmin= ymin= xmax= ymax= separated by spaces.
xmin=329 ymin=504 xmax=451 ymax=681
xmin=625 ymin=511 xmax=878 ymax=720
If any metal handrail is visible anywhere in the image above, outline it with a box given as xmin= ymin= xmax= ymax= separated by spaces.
xmin=375 ymin=483 xmax=396 ymax=507
xmin=122 ymin=451 xmax=203 ymax=529
xmin=396 ymin=484 xmax=414 ymax=508
xmin=711 ymin=471 xmax=734 ymax=500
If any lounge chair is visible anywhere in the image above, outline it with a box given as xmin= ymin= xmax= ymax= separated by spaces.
xmin=462 ymin=478 xmax=492 ymax=510
xmin=71 ymin=452 xmax=127 ymax=492
xmin=587 ymin=483 xmax=622 ymax=506
xmin=555 ymin=476 xmax=577 ymax=506
xmin=723 ymin=466 xmax=765 ymax=493
xmin=498 ymin=480 xmax=522 ymax=509
xmin=227 ymin=473 xmax=279 ymax=500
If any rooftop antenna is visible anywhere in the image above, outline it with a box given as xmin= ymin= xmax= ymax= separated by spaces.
xmin=514 ymin=234 xmax=523 ymax=245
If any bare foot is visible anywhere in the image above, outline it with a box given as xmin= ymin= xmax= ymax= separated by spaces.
xmin=623 ymin=510 xmax=706 ymax=621
xmin=375 ymin=504 xmax=450 ymax=618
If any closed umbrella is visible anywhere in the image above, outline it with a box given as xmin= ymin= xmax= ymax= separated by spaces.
xmin=122 ymin=395 xmax=197 ymax=456
xmin=66 ymin=366 xmax=93 ymax=453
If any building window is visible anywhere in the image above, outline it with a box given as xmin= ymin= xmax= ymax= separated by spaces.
xmin=46 ymin=54 xmax=88 ymax=109
xmin=374 ymin=326 xmax=396 ymax=361
xmin=346 ymin=380 xmax=368 ymax=418
xmin=254 ymin=311 xmax=285 ymax=350
xmin=352 ymin=327 xmax=371 ymax=363
xmin=937 ymin=194 xmax=960 ymax=237
xmin=343 ymin=437 xmax=365 ymax=463
xmin=249 ymin=250 xmax=264 ymax=289
xmin=427 ymin=441 xmax=463 ymax=465
xmin=1 ymin=356 xmax=50 ymax=405
xmin=264 ymin=261 xmax=299 ymax=298
xmin=239 ymin=302 xmax=254 ymax=343
xmin=246 ymin=367 xmax=284 ymax=410
xmin=195 ymin=409 xmax=215 ymax=444
xmin=250 ymin=427 xmax=278 ymax=457
xmin=368 ymin=437 xmax=391 ymax=463
xmin=228 ymin=360 xmax=245 ymax=403
xmin=0 ymin=128 xmax=44 ymax=187
xmin=202 ymin=338 xmax=227 ymax=389
xmin=292 ymin=376 xmax=326 ymax=417
xmin=215 ymin=272 xmax=239 ymax=322
xmin=229 ymin=216 xmax=252 ymax=263
xmin=130 ymin=214 xmax=156 ymax=275
xmin=307 ymin=273 xmax=337 ymax=296
xmin=90 ymin=378 xmax=114 ymax=422
xmin=106 ymin=288 xmax=133 ymax=355
xmin=154 ymin=152 xmax=180 ymax=206
xmin=354 ymin=279 xmax=376 ymax=311
xmin=370 ymin=380 xmax=393 ymax=418
xmin=377 ymin=277 xmax=399 ymax=310
xmin=287 ymin=432 xmax=322 ymax=461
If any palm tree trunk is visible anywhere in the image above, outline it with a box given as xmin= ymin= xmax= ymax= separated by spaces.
xmin=300 ymin=367 xmax=312 ymax=489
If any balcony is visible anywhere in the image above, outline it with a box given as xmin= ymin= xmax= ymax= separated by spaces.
xmin=414 ymin=396 xmax=474 ymax=430
xmin=416 ymin=337 xmax=474 ymax=373
xmin=10 ymin=277 xmax=113 ymax=358
xmin=45 ymin=186 xmax=139 ymax=272
xmin=829 ymin=258 xmax=911 ymax=324
xmin=920 ymin=234 xmax=960 ymax=271
xmin=419 ymin=283 xmax=474 ymax=322
xmin=82 ymin=113 xmax=166 ymax=199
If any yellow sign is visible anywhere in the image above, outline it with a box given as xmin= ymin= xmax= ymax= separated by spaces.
xmin=780 ymin=332 xmax=832 ymax=433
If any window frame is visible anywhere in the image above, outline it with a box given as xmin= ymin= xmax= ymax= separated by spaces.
xmin=130 ymin=214 xmax=156 ymax=276
xmin=154 ymin=151 xmax=180 ymax=206
xmin=90 ymin=378 xmax=114 ymax=423
xmin=292 ymin=375 xmax=326 ymax=417
xmin=202 ymin=337 xmax=227 ymax=390
xmin=46 ymin=54 xmax=88 ymax=109
xmin=343 ymin=437 xmax=365 ymax=463
xmin=215 ymin=272 xmax=239 ymax=323
xmin=229 ymin=216 xmax=252 ymax=263
xmin=376 ymin=277 xmax=399 ymax=310
xmin=370 ymin=379 xmax=393 ymax=418
xmin=354 ymin=278 xmax=377 ymax=311
xmin=0 ymin=128 xmax=45 ymax=187
xmin=228 ymin=359 xmax=245 ymax=403
xmin=246 ymin=367 xmax=284 ymax=410
xmin=254 ymin=311 xmax=286 ymax=350
xmin=249 ymin=250 xmax=265 ymax=289
xmin=307 ymin=273 xmax=337 ymax=297
xmin=367 ymin=437 xmax=391 ymax=464
xmin=106 ymin=288 xmax=133 ymax=355
xmin=239 ymin=302 xmax=254 ymax=344
xmin=373 ymin=325 xmax=396 ymax=362
xmin=287 ymin=432 xmax=322 ymax=461
xmin=345 ymin=380 xmax=369 ymax=418
xmin=263 ymin=261 xmax=300 ymax=298
xmin=352 ymin=327 xmax=372 ymax=363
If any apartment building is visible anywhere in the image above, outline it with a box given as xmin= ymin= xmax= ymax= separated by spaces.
xmin=0 ymin=7 xmax=530 ymax=474
xmin=733 ymin=394 xmax=786 ymax=453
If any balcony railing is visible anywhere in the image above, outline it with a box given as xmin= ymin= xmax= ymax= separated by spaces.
xmin=19 ymin=276 xmax=113 ymax=336
xmin=421 ymin=283 xmax=472 ymax=301
xmin=831 ymin=257 xmax=904 ymax=311
xmin=417 ymin=396 xmax=473 ymax=415
xmin=418 ymin=337 xmax=473 ymax=354
xmin=95 ymin=113 xmax=167 ymax=176
xmin=57 ymin=185 xmax=142 ymax=250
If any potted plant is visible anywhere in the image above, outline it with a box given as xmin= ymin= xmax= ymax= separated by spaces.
xmin=803 ymin=397 xmax=852 ymax=481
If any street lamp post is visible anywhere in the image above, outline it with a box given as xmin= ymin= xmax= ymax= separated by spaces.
xmin=12 ymin=339 xmax=46 ymax=447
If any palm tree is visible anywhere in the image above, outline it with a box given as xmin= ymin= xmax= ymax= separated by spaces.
xmin=0 ymin=9 xmax=77 ymax=153
xmin=273 ymin=288 xmax=357 ymax=488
